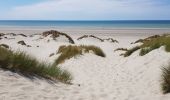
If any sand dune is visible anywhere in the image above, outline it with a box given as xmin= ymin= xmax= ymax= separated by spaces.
xmin=0 ymin=31 xmax=170 ymax=100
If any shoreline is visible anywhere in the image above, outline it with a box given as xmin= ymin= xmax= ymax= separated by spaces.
xmin=0 ymin=27 xmax=170 ymax=36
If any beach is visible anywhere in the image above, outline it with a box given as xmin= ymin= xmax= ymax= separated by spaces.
xmin=1 ymin=0 xmax=170 ymax=99
xmin=1 ymin=27 xmax=170 ymax=35
xmin=0 ymin=27 xmax=170 ymax=100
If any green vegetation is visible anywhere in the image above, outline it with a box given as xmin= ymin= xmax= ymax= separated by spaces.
xmin=42 ymin=30 xmax=75 ymax=44
xmin=0 ymin=47 xmax=71 ymax=83
xmin=123 ymin=35 xmax=170 ymax=57
xmin=114 ymin=48 xmax=128 ymax=52
xmin=139 ymin=43 xmax=161 ymax=56
xmin=123 ymin=46 xmax=140 ymax=57
xmin=55 ymin=45 xmax=106 ymax=65
xmin=77 ymin=35 xmax=119 ymax=43
xmin=139 ymin=36 xmax=170 ymax=56
xmin=161 ymin=64 xmax=170 ymax=94
xmin=0 ymin=44 xmax=9 ymax=49
xmin=139 ymin=48 xmax=151 ymax=56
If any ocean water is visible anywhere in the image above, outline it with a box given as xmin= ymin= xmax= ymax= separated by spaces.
xmin=0 ymin=20 xmax=170 ymax=29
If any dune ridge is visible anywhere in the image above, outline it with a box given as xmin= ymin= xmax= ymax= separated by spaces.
xmin=0 ymin=30 xmax=170 ymax=100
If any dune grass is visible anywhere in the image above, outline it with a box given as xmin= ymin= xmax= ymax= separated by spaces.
xmin=42 ymin=30 xmax=75 ymax=44
xmin=114 ymin=48 xmax=128 ymax=52
xmin=55 ymin=45 xmax=105 ymax=65
xmin=123 ymin=35 xmax=170 ymax=57
xmin=77 ymin=35 xmax=119 ymax=43
xmin=139 ymin=43 xmax=161 ymax=56
xmin=0 ymin=47 xmax=71 ymax=83
xmin=139 ymin=36 xmax=170 ymax=56
xmin=123 ymin=46 xmax=140 ymax=57
xmin=161 ymin=63 xmax=170 ymax=94
xmin=0 ymin=44 xmax=9 ymax=49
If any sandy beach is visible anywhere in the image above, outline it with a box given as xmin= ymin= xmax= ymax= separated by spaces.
xmin=1 ymin=27 xmax=170 ymax=36
xmin=0 ymin=28 xmax=170 ymax=100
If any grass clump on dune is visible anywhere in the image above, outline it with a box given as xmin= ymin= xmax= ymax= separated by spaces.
xmin=55 ymin=45 xmax=106 ymax=65
xmin=139 ymin=43 xmax=161 ymax=56
xmin=122 ymin=35 xmax=170 ymax=57
xmin=114 ymin=48 xmax=128 ymax=52
xmin=123 ymin=46 xmax=140 ymax=57
xmin=42 ymin=30 xmax=75 ymax=44
xmin=0 ymin=47 xmax=71 ymax=83
xmin=139 ymin=36 xmax=170 ymax=56
xmin=161 ymin=63 xmax=170 ymax=94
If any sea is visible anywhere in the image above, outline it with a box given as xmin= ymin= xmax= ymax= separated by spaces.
xmin=0 ymin=20 xmax=170 ymax=29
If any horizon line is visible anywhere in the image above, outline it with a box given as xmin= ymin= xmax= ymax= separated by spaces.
xmin=0 ymin=20 xmax=170 ymax=21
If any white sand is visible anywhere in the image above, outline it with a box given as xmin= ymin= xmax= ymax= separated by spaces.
xmin=1 ymin=29 xmax=170 ymax=100
xmin=1 ymin=27 xmax=170 ymax=35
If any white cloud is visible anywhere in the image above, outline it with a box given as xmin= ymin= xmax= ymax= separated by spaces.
xmin=2 ymin=0 xmax=170 ymax=20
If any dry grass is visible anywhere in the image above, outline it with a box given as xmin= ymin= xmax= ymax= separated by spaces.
xmin=0 ymin=44 xmax=9 ymax=49
xmin=114 ymin=48 xmax=128 ymax=52
xmin=55 ymin=45 xmax=106 ymax=65
xmin=0 ymin=47 xmax=72 ymax=83
xmin=139 ymin=43 xmax=161 ymax=56
xmin=77 ymin=35 xmax=118 ymax=43
xmin=123 ymin=46 xmax=140 ymax=57
xmin=77 ymin=35 xmax=103 ymax=41
xmin=132 ymin=35 xmax=161 ymax=44
xmin=123 ymin=35 xmax=170 ymax=57
xmin=42 ymin=30 xmax=75 ymax=44
xmin=139 ymin=36 xmax=170 ymax=56
xmin=161 ymin=63 xmax=170 ymax=94
xmin=140 ymin=36 xmax=170 ymax=52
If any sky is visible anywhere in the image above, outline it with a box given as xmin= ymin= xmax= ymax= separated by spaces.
xmin=0 ymin=0 xmax=170 ymax=20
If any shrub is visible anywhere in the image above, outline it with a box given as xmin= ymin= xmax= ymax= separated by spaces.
xmin=0 ymin=47 xmax=72 ymax=83
xmin=55 ymin=45 xmax=105 ymax=65
xmin=161 ymin=64 xmax=170 ymax=94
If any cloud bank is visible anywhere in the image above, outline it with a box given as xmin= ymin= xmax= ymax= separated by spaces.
xmin=2 ymin=0 xmax=170 ymax=20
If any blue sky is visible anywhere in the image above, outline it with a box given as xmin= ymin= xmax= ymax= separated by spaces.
xmin=0 ymin=0 xmax=170 ymax=20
